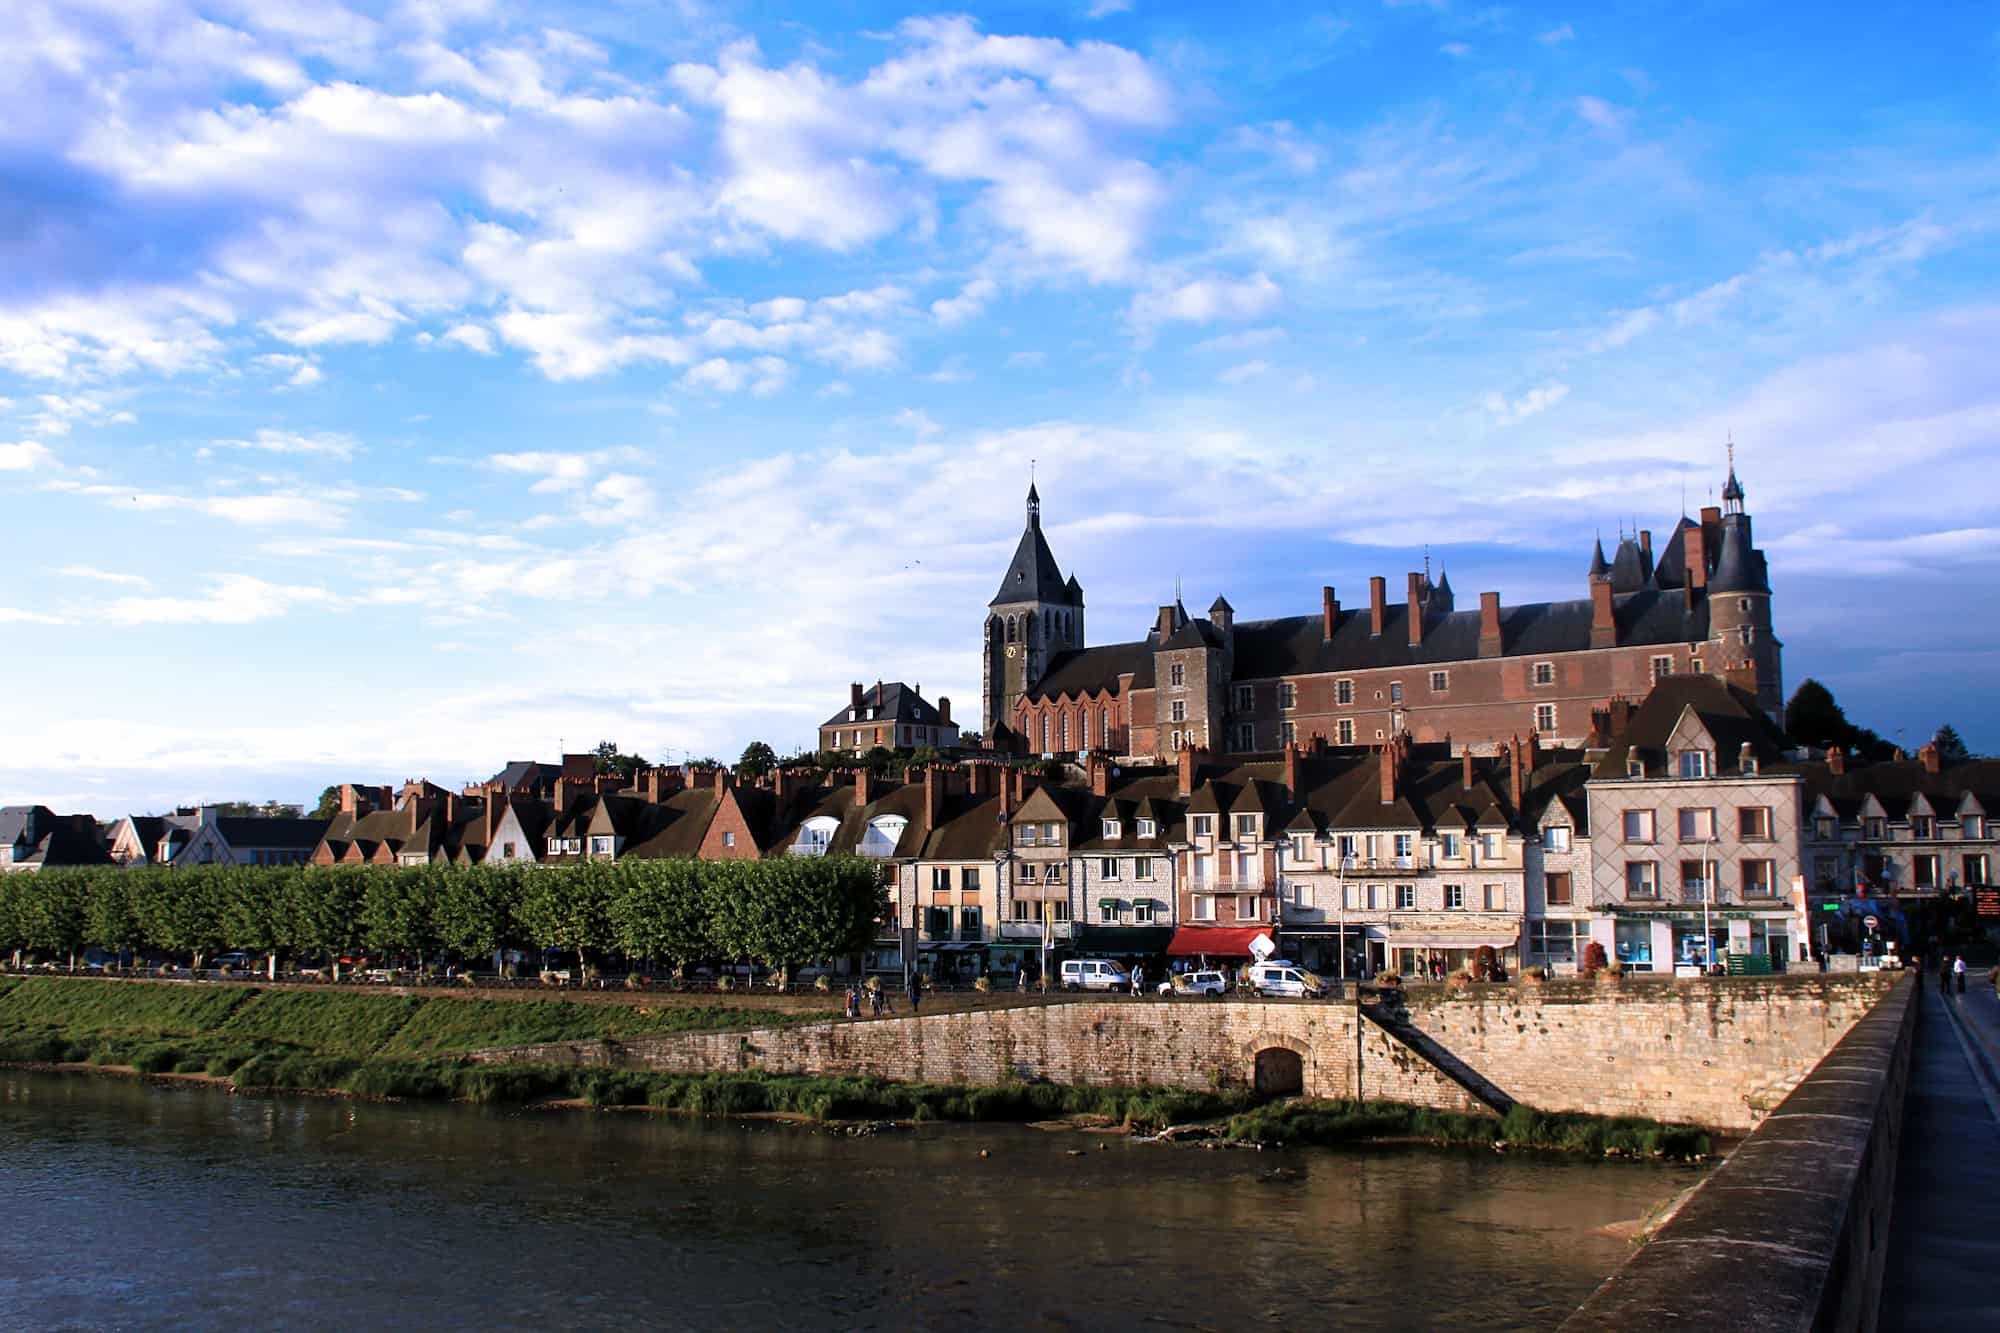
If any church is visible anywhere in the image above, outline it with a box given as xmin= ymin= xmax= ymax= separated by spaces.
xmin=983 ymin=465 xmax=1780 ymax=759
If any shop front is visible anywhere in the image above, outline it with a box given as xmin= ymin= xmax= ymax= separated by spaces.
xmin=1165 ymin=925 xmax=1274 ymax=965
xmin=1594 ymin=908 xmax=1795 ymax=974
xmin=1072 ymin=925 xmax=1175 ymax=962
xmin=1281 ymin=928 xmax=1372 ymax=980
xmin=1373 ymin=917 xmax=1519 ymax=979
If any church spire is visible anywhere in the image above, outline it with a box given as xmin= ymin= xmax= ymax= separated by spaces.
xmin=1026 ymin=479 xmax=1041 ymax=528
xmin=1721 ymin=439 xmax=1745 ymax=514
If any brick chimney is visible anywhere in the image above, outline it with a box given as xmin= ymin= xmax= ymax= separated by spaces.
xmin=1828 ymin=747 xmax=1846 ymax=776
xmin=771 ymin=766 xmax=792 ymax=804
xmin=938 ymin=696 xmax=951 ymax=725
xmin=1700 ymin=505 xmax=1723 ymax=564
xmin=485 ymin=791 xmax=506 ymax=845
xmin=1407 ymin=572 xmax=1425 ymax=647
xmin=1379 ymin=742 xmax=1399 ymax=805
xmin=1177 ymin=744 xmax=1199 ymax=797
xmin=340 ymin=783 xmax=361 ymax=816
xmin=554 ymin=777 xmax=577 ymax=811
xmin=1321 ymin=586 xmax=1339 ymax=642
xmin=444 ymin=792 xmax=462 ymax=825
xmin=854 ymin=768 xmax=872 ymax=806
xmin=1089 ymin=753 xmax=1111 ymax=797
xmin=1157 ymin=605 xmax=1176 ymax=643
xmin=1919 ymin=743 xmax=1942 ymax=774
xmin=1507 ymin=740 xmax=1524 ymax=813
xmin=1478 ymin=591 xmax=1502 ymax=658
xmin=1462 ymin=748 xmax=1476 ymax=790
xmin=1590 ymin=578 xmax=1616 ymax=649
xmin=1607 ymin=697 xmax=1635 ymax=736
xmin=1638 ymin=529 xmax=1654 ymax=581
xmin=1283 ymin=743 xmax=1299 ymax=794
xmin=1000 ymin=766 xmax=1015 ymax=821
xmin=851 ymin=681 xmax=864 ymax=711
xmin=1526 ymin=731 xmax=1542 ymax=770
xmin=1683 ymin=524 xmax=1707 ymax=610
xmin=1369 ymin=576 xmax=1387 ymax=637
xmin=925 ymin=765 xmax=948 ymax=826
xmin=560 ymin=753 xmax=594 ymax=785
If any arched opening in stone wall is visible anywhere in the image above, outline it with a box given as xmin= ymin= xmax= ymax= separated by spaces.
xmin=1253 ymin=1046 xmax=1304 ymax=1098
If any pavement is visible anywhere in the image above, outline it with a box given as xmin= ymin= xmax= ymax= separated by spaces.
xmin=1877 ymin=969 xmax=2000 ymax=1330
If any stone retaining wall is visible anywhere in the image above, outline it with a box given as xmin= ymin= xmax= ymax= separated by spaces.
xmin=471 ymin=976 xmax=1894 ymax=1131
xmin=1560 ymin=975 xmax=1915 ymax=1331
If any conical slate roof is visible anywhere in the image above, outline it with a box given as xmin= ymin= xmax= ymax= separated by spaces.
xmin=1708 ymin=516 xmax=1767 ymax=594
xmin=1588 ymin=538 xmax=1609 ymax=580
xmin=990 ymin=486 xmax=1077 ymax=607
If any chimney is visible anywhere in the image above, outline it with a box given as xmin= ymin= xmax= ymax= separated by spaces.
xmin=1608 ymin=697 xmax=1635 ymax=735
xmin=713 ymin=767 xmax=732 ymax=792
xmin=1638 ymin=529 xmax=1654 ymax=581
xmin=1700 ymin=505 xmax=1723 ymax=565
xmin=1828 ymin=747 xmax=1846 ymax=776
xmin=854 ymin=768 xmax=872 ymax=806
xmin=561 ymin=753 xmax=594 ymax=785
xmin=554 ymin=777 xmax=575 ymax=810
xmin=1157 ymin=605 xmax=1176 ymax=643
xmin=1379 ymin=742 xmax=1399 ymax=805
xmin=1526 ymin=731 xmax=1542 ymax=770
xmin=485 ymin=791 xmax=506 ymax=845
xmin=1683 ymin=524 xmax=1707 ymax=609
xmin=851 ymin=681 xmax=864 ymax=711
xmin=771 ymin=767 xmax=792 ymax=804
xmin=966 ymin=761 xmax=992 ymax=797
xmin=1508 ymin=740 xmax=1524 ymax=813
xmin=938 ymin=696 xmax=951 ymax=724
xmin=1407 ymin=573 xmax=1425 ymax=646
xmin=1462 ymin=748 xmax=1476 ymax=790
xmin=340 ymin=784 xmax=360 ymax=816
xmin=1321 ymin=586 xmax=1339 ymax=642
xmin=445 ymin=792 xmax=462 ymax=825
xmin=1000 ymin=766 xmax=1015 ymax=821
xmin=1919 ymin=743 xmax=1942 ymax=774
xmin=1590 ymin=578 xmax=1617 ymax=648
xmin=1478 ymin=591 xmax=1502 ymax=658
xmin=1369 ymin=576 xmax=1387 ymax=637
xmin=1177 ymin=744 xmax=1198 ymax=797
xmin=1283 ymin=743 xmax=1299 ymax=794
xmin=925 ymin=766 xmax=948 ymax=826
xmin=1089 ymin=753 xmax=1111 ymax=797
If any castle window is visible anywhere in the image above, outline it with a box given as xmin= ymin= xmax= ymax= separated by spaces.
xmin=1279 ymin=682 xmax=1296 ymax=709
xmin=1912 ymin=815 xmax=1934 ymax=839
xmin=1395 ymin=884 xmax=1416 ymax=910
xmin=1170 ymin=663 xmax=1185 ymax=688
xmin=1864 ymin=817 xmax=1885 ymax=840
xmin=1739 ymin=598 xmax=1752 ymax=614
xmin=1389 ymin=681 xmax=1403 ymax=704
xmin=1234 ymin=685 xmax=1254 ymax=712
xmin=1678 ymin=750 xmax=1711 ymax=779
xmin=1652 ymin=655 xmax=1674 ymax=682
xmin=1534 ymin=704 xmax=1556 ymax=733
xmin=1058 ymin=713 xmax=1068 ymax=748
xmin=1233 ymin=723 xmax=1253 ymax=750
xmin=1533 ymin=662 xmax=1555 ymax=687
xmin=1171 ymin=701 xmax=1186 ymax=723
xmin=1430 ymin=670 xmax=1449 ymax=693
xmin=1336 ymin=679 xmax=1354 ymax=705
xmin=1282 ymin=721 xmax=1296 ymax=746
xmin=1136 ymin=819 xmax=1155 ymax=837
xmin=1337 ymin=719 xmax=1355 ymax=745
xmin=1102 ymin=819 xmax=1120 ymax=839
xmin=1101 ymin=708 xmax=1111 ymax=745
xmin=1444 ymin=884 xmax=1465 ymax=910
xmin=1741 ymin=625 xmax=1756 ymax=644
xmin=1007 ymin=617 xmax=1016 ymax=643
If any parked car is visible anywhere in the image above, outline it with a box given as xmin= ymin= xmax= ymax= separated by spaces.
xmin=210 ymin=952 xmax=252 ymax=971
xmin=1059 ymin=958 xmax=1132 ymax=992
xmin=1168 ymin=969 xmax=1230 ymax=997
xmin=1248 ymin=962 xmax=1327 ymax=998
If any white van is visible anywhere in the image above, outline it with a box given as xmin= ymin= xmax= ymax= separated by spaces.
xmin=1248 ymin=962 xmax=1327 ymax=998
xmin=1060 ymin=958 xmax=1132 ymax=992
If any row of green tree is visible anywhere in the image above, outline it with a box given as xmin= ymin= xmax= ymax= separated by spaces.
xmin=1785 ymin=680 xmax=1975 ymax=763
xmin=0 ymin=858 xmax=887 ymax=976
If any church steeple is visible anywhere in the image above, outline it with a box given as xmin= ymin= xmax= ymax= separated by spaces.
xmin=984 ymin=482 xmax=1085 ymax=739
xmin=1721 ymin=442 xmax=1746 ymax=515
xmin=1026 ymin=481 xmax=1041 ymax=528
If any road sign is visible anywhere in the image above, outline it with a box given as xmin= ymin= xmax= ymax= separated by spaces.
xmin=1865 ymin=916 xmax=1879 ymax=932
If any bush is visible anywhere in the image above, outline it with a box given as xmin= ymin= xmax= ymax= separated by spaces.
xmin=625 ymin=973 xmax=648 ymax=991
xmin=973 ymin=976 xmax=992 ymax=993
xmin=814 ymin=975 xmax=832 ymax=992
xmin=1581 ymin=941 xmax=1609 ymax=978
xmin=716 ymin=976 xmax=734 ymax=991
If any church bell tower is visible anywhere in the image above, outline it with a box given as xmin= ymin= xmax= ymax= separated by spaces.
xmin=983 ymin=483 xmax=1084 ymax=741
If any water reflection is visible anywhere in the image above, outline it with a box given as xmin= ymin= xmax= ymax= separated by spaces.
xmin=0 ymin=1073 xmax=1686 ymax=1330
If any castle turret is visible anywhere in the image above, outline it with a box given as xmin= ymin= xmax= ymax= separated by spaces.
xmin=1704 ymin=460 xmax=1782 ymax=718
xmin=983 ymin=483 xmax=1084 ymax=736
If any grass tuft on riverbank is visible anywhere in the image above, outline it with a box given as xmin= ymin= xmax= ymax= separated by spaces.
xmin=1227 ymin=1100 xmax=1711 ymax=1160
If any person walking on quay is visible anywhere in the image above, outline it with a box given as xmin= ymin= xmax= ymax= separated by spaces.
xmin=844 ymin=985 xmax=861 ymax=1021
xmin=1955 ymin=954 xmax=1967 ymax=994
xmin=869 ymin=984 xmax=883 ymax=1017
xmin=907 ymin=971 xmax=922 ymax=1013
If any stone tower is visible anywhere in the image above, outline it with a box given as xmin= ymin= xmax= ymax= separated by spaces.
xmin=1705 ymin=461 xmax=1783 ymax=718
xmin=983 ymin=483 xmax=1084 ymax=741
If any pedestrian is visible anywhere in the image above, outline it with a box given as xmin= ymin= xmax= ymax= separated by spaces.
xmin=1913 ymin=953 xmax=1924 ymax=988
xmin=844 ymin=985 xmax=860 ymax=1020
xmin=1019 ymin=965 xmax=1031 ymax=993
xmin=1131 ymin=963 xmax=1145 ymax=997
xmin=907 ymin=972 xmax=922 ymax=1013
xmin=869 ymin=984 xmax=883 ymax=1017
xmin=1955 ymin=954 xmax=1967 ymax=994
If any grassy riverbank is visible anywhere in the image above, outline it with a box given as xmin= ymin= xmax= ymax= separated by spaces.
xmin=1227 ymin=1100 xmax=1713 ymax=1160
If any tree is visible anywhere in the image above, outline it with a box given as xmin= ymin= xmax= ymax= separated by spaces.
xmin=736 ymin=741 xmax=778 ymax=779
xmin=610 ymin=859 xmax=711 ymax=969
xmin=906 ymin=744 xmax=945 ymax=770
xmin=516 ymin=861 xmax=615 ymax=976
xmin=1786 ymin=679 xmax=1896 ymax=762
xmin=860 ymin=745 xmax=898 ymax=776
xmin=312 ymin=786 xmax=342 ymax=820
xmin=1933 ymin=724 xmax=1972 ymax=763
xmin=591 ymin=741 xmax=649 ymax=780
xmin=706 ymin=857 xmax=886 ymax=983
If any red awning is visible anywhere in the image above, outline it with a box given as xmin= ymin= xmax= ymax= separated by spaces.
xmin=1166 ymin=926 xmax=1272 ymax=959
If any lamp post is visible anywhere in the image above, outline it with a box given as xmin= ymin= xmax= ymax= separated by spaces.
xmin=1704 ymin=833 xmax=1717 ymax=973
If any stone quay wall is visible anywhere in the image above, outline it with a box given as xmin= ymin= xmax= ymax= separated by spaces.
xmin=1561 ymin=975 xmax=1916 ymax=1331
xmin=470 ymin=975 xmax=1895 ymax=1131
xmin=1394 ymin=974 xmax=1893 ymax=1130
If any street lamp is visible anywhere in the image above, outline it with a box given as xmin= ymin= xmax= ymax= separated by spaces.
xmin=1704 ymin=833 xmax=1717 ymax=973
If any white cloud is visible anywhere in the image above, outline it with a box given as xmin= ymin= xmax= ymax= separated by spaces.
xmin=1084 ymin=0 xmax=1135 ymax=16
xmin=100 ymin=574 xmax=335 ymax=626
xmin=1482 ymin=382 xmax=1571 ymax=425
xmin=1440 ymin=42 xmax=1472 ymax=58
xmin=931 ymin=277 xmax=997 ymax=325
xmin=1217 ymin=360 xmax=1271 ymax=384
xmin=442 ymin=322 xmax=496 ymax=354
xmin=682 ymin=355 xmax=793 ymax=396
xmin=1539 ymin=24 xmax=1576 ymax=45
xmin=1575 ymin=95 xmax=1631 ymax=133
xmin=0 ymin=441 xmax=56 ymax=471
xmin=54 ymin=565 xmax=151 ymax=589
xmin=212 ymin=428 xmax=359 ymax=461
xmin=1129 ymin=272 xmax=1282 ymax=338
xmin=0 ymin=607 xmax=70 ymax=625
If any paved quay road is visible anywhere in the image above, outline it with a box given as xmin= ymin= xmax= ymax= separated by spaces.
xmin=1878 ymin=970 xmax=2000 ymax=1331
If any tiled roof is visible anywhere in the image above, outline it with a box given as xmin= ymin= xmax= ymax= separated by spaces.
xmin=820 ymin=681 xmax=955 ymax=730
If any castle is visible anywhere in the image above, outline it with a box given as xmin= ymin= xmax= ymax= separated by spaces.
xmin=983 ymin=464 xmax=1780 ymax=758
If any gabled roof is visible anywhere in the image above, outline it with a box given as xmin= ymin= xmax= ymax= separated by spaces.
xmin=1591 ymin=675 xmax=1789 ymax=779
xmin=821 ymin=681 xmax=956 ymax=729
xmin=486 ymin=760 xmax=559 ymax=793
xmin=620 ymin=789 xmax=720 ymax=859
xmin=212 ymin=816 xmax=329 ymax=851
xmin=1 ymin=806 xmax=111 ymax=869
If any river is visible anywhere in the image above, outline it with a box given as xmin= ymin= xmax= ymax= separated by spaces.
xmin=0 ymin=1071 xmax=1685 ymax=1330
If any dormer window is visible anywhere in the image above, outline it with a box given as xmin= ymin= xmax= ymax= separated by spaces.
xmin=1289 ymin=834 xmax=1311 ymax=861
xmin=1102 ymin=819 xmax=1120 ymax=839
xmin=1236 ymin=814 xmax=1259 ymax=840
xmin=1626 ymin=755 xmax=1644 ymax=778
xmin=1190 ymin=815 xmax=1213 ymax=838
xmin=1678 ymin=750 xmax=1711 ymax=779
xmin=1439 ymin=832 xmax=1461 ymax=859
xmin=1136 ymin=818 xmax=1156 ymax=838
xmin=1864 ymin=817 xmax=1886 ymax=840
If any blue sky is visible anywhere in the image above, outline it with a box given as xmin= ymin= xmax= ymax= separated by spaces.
xmin=3 ymin=0 xmax=1998 ymax=815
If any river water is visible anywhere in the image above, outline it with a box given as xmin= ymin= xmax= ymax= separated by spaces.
xmin=0 ymin=1071 xmax=1685 ymax=1330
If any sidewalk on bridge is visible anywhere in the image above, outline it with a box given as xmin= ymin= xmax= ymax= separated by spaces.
xmin=1879 ymin=981 xmax=2000 ymax=1330
xmin=1941 ymin=967 xmax=2000 ymax=1101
